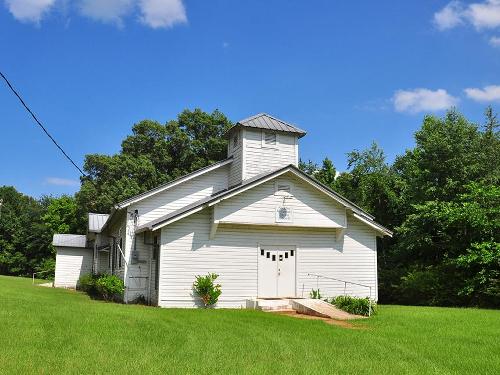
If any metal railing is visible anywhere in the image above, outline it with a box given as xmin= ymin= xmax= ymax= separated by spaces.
xmin=32 ymin=270 xmax=53 ymax=285
xmin=306 ymin=273 xmax=374 ymax=316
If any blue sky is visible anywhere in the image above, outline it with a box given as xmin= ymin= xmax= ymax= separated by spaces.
xmin=1 ymin=0 xmax=499 ymax=197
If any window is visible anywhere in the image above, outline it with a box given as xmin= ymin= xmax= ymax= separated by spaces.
xmin=233 ymin=133 xmax=239 ymax=149
xmin=262 ymin=131 xmax=277 ymax=147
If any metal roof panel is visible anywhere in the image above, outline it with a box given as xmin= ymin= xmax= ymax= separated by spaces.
xmin=52 ymin=234 xmax=88 ymax=248
xmin=230 ymin=113 xmax=306 ymax=137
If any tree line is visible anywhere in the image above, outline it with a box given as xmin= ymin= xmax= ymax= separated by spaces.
xmin=0 ymin=108 xmax=498 ymax=307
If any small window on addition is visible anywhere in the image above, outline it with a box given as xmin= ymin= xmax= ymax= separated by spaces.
xmin=263 ymin=131 xmax=277 ymax=146
xmin=272 ymin=254 xmax=276 ymax=261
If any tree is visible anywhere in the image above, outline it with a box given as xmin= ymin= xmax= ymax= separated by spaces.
xmin=391 ymin=109 xmax=500 ymax=307
xmin=77 ymin=109 xmax=232 ymax=214
xmin=42 ymin=195 xmax=81 ymax=234
xmin=315 ymin=158 xmax=337 ymax=187
xmin=0 ymin=186 xmax=53 ymax=276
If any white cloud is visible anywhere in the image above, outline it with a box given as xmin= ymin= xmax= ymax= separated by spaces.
xmin=490 ymin=36 xmax=500 ymax=46
xmin=78 ymin=0 xmax=134 ymax=26
xmin=4 ymin=0 xmax=188 ymax=28
xmin=434 ymin=1 xmax=465 ymax=30
xmin=4 ymin=0 xmax=56 ymax=23
xmin=464 ymin=85 xmax=500 ymax=102
xmin=434 ymin=1 xmax=500 ymax=30
xmin=45 ymin=177 xmax=79 ymax=186
xmin=138 ymin=0 xmax=186 ymax=28
xmin=468 ymin=0 xmax=500 ymax=29
xmin=393 ymin=88 xmax=459 ymax=114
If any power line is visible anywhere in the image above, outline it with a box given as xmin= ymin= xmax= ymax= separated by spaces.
xmin=0 ymin=70 xmax=87 ymax=177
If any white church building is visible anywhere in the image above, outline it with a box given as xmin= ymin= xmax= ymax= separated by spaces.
xmin=53 ymin=113 xmax=392 ymax=307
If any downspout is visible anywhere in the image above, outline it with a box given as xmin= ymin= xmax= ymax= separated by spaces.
xmin=147 ymin=237 xmax=153 ymax=305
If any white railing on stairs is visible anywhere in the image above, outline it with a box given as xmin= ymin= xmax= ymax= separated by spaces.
xmin=305 ymin=273 xmax=374 ymax=316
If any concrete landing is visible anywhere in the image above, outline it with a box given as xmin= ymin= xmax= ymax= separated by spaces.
xmin=246 ymin=298 xmax=294 ymax=311
xmin=291 ymin=299 xmax=364 ymax=320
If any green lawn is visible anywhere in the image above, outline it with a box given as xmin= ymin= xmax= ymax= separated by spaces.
xmin=1 ymin=276 xmax=499 ymax=374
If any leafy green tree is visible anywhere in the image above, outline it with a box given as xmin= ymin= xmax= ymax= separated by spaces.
xmin=334 ymin=142 xmax=399 ymax=228
xmin=0 ymin=186 xmax=52 ymax=276
xmin=298 ymin=159 xmax=318 ymax=176
xmin=315 ymin=158 xmax=337 ymax=187
xmin=42 ymin=195 xmax=81 ymax=234
xmin=77 ymin=109 xmax=231 ymax=214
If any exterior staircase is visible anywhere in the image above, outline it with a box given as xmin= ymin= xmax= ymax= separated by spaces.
xmin=246 ymin=298 xmax=364 ymax=320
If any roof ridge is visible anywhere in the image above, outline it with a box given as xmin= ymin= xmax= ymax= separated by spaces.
xmin=262 ymin=113 xmax=305 ymax=132
xmin=236 ymin=112 xmax=267 ymax=124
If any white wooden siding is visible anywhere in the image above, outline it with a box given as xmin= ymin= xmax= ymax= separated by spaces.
xmin=214 ymin=173 xmax=346 ymax=228
xmin=131 ymin=165 xmax=229 ymax=227
xmin=54 ymin=247 xmax=93 ymax=288
xmin=158 ymin=209 xmax=378 ymax=308
xmin=124 ymin=230 xmax=154 ymax=302
xmin=244 ymin=128 xmax=297 ymax=179
xmin=98 ymin=252 xmax=109 ymax=274
xmin=228 ymin=128 xmax=243 ymax=186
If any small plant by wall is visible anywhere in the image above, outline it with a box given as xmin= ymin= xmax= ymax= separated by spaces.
xmin=330 ymin=296 xmax=377 ymax=316
xmin=193 ymin=273 xmax=222 ymax=307
xmin=309 ymin=289 xmax=322 ymax=299
xmin=77 ymin=274 xmax=125 ymax=302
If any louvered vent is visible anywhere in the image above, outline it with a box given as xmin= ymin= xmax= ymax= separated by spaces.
xmin=263 ymin=132 xmax=276 ymax=146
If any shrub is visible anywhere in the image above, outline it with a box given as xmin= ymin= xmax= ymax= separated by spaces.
xmin=77 ymin=273 xmax=98 ymax=295
xmin=193 ymin=273 xmax=222 ymax=307
xmin=78 ymin=273 xmax=124 ymax=302
xmin=330 ymin=295 xmax=377 ymax=316
xmin=310 ymin=289 xmax=322 ymax=299
xmin=95 ymin=274 xmax=125 ymax=301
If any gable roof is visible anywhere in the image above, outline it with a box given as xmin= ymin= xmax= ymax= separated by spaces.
xmin=229 ymin=113 xmax=307 ymax=138
xmin=52 ymin=234 xmax=88 ymax=248
xmin=114 ymin=157 xmax=233 ymax=209
xmin=88 ymin=213 xmax=109 ymax=233
xmin=136 ymin=165 xmax=392 ymax=236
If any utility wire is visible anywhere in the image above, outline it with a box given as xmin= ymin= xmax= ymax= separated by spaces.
xmin=0 ymin=70 xmax=87 ymax=177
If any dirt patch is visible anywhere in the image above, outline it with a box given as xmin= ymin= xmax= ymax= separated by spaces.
xmin=272 ymin=310 xmax=365 ymax=329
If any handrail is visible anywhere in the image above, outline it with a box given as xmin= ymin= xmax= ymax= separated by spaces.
xmin=32 ymin=270 xmax=53 ymax=285
xmin=307 ymin=273 xmax=372 ymax=289
xmin=306 ymin=272 xmax=374 ymax=316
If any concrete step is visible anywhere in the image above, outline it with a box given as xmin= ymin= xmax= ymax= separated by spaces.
xmin=291 ymin=299 xmax=365 ymax=320
xmin=246 ymin=298 xmax=293 ymax=311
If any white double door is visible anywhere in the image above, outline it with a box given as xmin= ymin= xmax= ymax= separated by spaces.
xmin=258 ymin=247 xmax=296 ymax=298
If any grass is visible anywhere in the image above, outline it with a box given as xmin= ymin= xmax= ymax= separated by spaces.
xmin=1 ymin=276 xmax=499 ymax=374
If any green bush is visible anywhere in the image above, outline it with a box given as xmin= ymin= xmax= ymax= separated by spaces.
xmin=95 ymin=274 xmax=125 ymax=301
xmin=193 ymin=273 xmax=222 ymax=307
xmin=330 ymin=295 xmax=377 ymax=316
xmin=77 ymin=273 xmax=98 ymax=295
xmin=78 ymin=274 xmax=124 ymax=302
